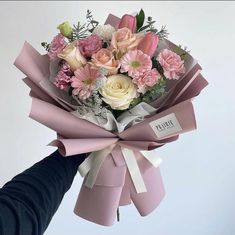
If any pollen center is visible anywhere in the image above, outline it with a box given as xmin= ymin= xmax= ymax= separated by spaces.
xmin=84 ymin=78 xmax=93 ymax=85
xmin=131 ymin=60 xmax=141 ymax=68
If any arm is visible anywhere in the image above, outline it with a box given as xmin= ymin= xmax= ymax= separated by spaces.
xmin=0 ymin=150 xmax=86 ymax=235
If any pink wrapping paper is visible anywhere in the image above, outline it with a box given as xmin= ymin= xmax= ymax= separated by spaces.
xmin=14 ymin=14 xmax=208 ymax=226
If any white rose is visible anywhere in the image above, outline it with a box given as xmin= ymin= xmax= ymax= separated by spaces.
xmin=93 ymin=24 xmax=116 ymax=41
xmin=100 ymin=74 xmax=137 ymax=110
xmin=58 ymin=41 xmax=87 ymax=71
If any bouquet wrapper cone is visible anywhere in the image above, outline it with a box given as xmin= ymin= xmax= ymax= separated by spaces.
xmin=13 ymin=14 xmax=208 ymax=226
xmin=74 ymin=148 xmax=165 ymax=226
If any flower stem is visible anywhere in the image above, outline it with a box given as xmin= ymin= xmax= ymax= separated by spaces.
xmin=117 ymin=207 xmax=120 ymax=222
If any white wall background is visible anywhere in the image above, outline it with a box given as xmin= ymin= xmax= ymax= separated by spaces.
xmin=0 ymin=1 xmax=235 ymax=235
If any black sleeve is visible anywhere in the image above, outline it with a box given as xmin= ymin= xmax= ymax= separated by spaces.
xmin=0 ymin=150 xmax=86 ymax=235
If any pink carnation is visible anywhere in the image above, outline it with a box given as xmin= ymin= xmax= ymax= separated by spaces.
xmin=158 ymin=49 xmax=185 ymax=80
xmin=133 ymin=69 xmax=161 ymax=94
xmin=61 ymin=62 xmax=73 ymax=76
xmin=78 ymin=35 xmax=102 ymax=58
xmin=48 ymin=34 xmax=67 ymax=60
xmin=54 ymin=70 xmax=72 ymax=90
xmin=120 ymin=49 xmax=152 ymax=78
xmin=71 ymin=64 xmax=100 ymax=100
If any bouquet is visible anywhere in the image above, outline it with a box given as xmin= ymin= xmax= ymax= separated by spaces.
xmin=14 ymin=9 xmax=208 ymax=226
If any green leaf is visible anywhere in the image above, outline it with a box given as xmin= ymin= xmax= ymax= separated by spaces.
xmin=138 ymin=24 xmax=149 ymax=32
xmin=91 ymin=20 xmax=99 ymax=24
xmin=136 ymin=9 xmax=145 ymax=30
xmin=68 ymin=87 xmax=73 ymax=96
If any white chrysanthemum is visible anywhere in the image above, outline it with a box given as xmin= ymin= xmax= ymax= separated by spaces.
xmin=93 ymin=24 xmax=116 ymax=41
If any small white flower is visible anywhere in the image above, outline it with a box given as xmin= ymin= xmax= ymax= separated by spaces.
xmin=99 ymin=67 xmax=109 ymax=76
xmin=93 ymin=24 xmax=116 ymax=41
xmin=95 ymin=75 xmax=107 ymax=89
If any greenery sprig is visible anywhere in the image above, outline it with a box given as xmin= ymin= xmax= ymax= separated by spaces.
xmin=41 ymin=42 xmax=50 ymax=52
xmin=142 ymin=78 xmax=166 ymax=103
xmin=136 ymin=9 xmax=169 ymax=40
xmin=175 ymin=44 xmax=191 ymax=60
xmin=86 ymin=10 xmax=99 ymax=33
xmin=72 ymin=10 xmax=99 ymax=40
xmin=72 ymin=22 xmax=89 ymax=40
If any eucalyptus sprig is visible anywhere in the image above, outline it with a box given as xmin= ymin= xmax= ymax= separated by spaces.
xmin=73 ymin=21 xmax=89 ymax=39
xmin=86 ymin=9 xmax=99 ymax=33
xmin=176 ymin=44 xmax=191 ymax=60
xmin=155 ymin=25 xmax=169 ymax=40
xmin=129 ymin=78 xmax=166 ymax=108
xmin=142 ymin=78 xmax=166 ymax=103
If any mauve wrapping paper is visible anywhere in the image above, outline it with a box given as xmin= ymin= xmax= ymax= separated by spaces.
xmin=14 ymin=14 xmax=208 ymax=226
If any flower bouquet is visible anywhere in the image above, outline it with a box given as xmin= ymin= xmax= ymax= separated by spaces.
xmin=14 ymin=9 xmax=208 ymax=226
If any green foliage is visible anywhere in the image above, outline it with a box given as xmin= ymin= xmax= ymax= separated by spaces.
xmin=86 ymin=9 xmax=99 ymax=33
xmin=152 ymin=58 xmax=164 ymax=76
xmin=72 ymin=21 xmax=89 ymax=40
xmin=137 ymin=15 xmax=169 ymax=40
xmin=72 ymin=10 xmax=99 ymax=40
xmin=68 ymin=87 xmax=73 ymax=96
xmin=136 ymin=9 xmax=145 ymax=30
xmin=129 ymin=96 xmax=142 ymax=109
xmin=177 ymin=44 xmax=191 ymax=60
xmin=142 ymin=78 xmax=166 ymax=103
xmin=129 ymin=78 xmax=166 ymax=108
xmin=41 ymin=42 xmax=50 ymax=51
xmin=155 ymin=25 xmax=169 ymax=40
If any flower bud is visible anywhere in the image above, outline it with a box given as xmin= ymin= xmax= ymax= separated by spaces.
xmin=57 ymin=21 xmax=73 ymax=39
xmin=118 ymin=14 xmax=137 ymax=33
xmin=137 ymin=32 xmax=159 ymax=57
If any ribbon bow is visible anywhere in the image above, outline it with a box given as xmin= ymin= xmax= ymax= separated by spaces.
xmin=79 ymin=142 xmax=162 ymax=194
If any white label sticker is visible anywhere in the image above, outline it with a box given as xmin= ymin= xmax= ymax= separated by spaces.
xmin=149 ymin=113 xmax=182 ymax=138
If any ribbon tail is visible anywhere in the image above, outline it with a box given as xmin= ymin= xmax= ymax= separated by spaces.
xmin=140 ymin=150 xmax=162 ymax=168
xmin=121 ymin=147 xmax=147 ymax=193
xmin=83 ymin=144 xmax=116 ymax=188
xmin=130 ymin=151 xmax=165 ymax=216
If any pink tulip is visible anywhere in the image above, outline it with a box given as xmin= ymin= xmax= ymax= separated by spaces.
xmin=118 ymin=14 xmax=137 ymax=33
xmin=137 ymin=32 xmax=159 ymax=57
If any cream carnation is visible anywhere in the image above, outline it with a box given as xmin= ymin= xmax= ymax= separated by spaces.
xmin=93 ymin=24 xmax=116 ymax=41
xmin=99 ymin=74 xmax=137 ymax=110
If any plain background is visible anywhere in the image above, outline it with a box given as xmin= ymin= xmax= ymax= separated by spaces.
xmin=0 ymin=1 xmax=235 ymax=235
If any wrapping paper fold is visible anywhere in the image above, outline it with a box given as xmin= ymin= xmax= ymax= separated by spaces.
xmin=14 ymin=14 xmax=208 ymax=226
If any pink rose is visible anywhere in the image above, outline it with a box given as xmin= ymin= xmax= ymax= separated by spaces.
xmin=158 ymin=49 xmax=186 ymax=80
xmin=48 ymin=34 xmax=67 ymax=60
xmin=78 ymin=35 xmax=102 ymax=58
xmin=111 ymin=27 xmax=144 ymax=57
xmin=91 ymin=48 xmax=119 ymax=75
xmin=133 ymin=69 xmax=161 ymax=94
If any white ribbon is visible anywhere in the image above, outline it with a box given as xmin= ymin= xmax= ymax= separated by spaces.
xmin=78 ymin=145 xmax=162 ymax=194
xmin=78 ymin=144 xmax=115 ymax=188
xmin=121 ymin=148 xmax=147 ymax=193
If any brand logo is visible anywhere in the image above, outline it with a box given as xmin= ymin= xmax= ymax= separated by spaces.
xmin=149 ymin=113 xmax=182 ymax=138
